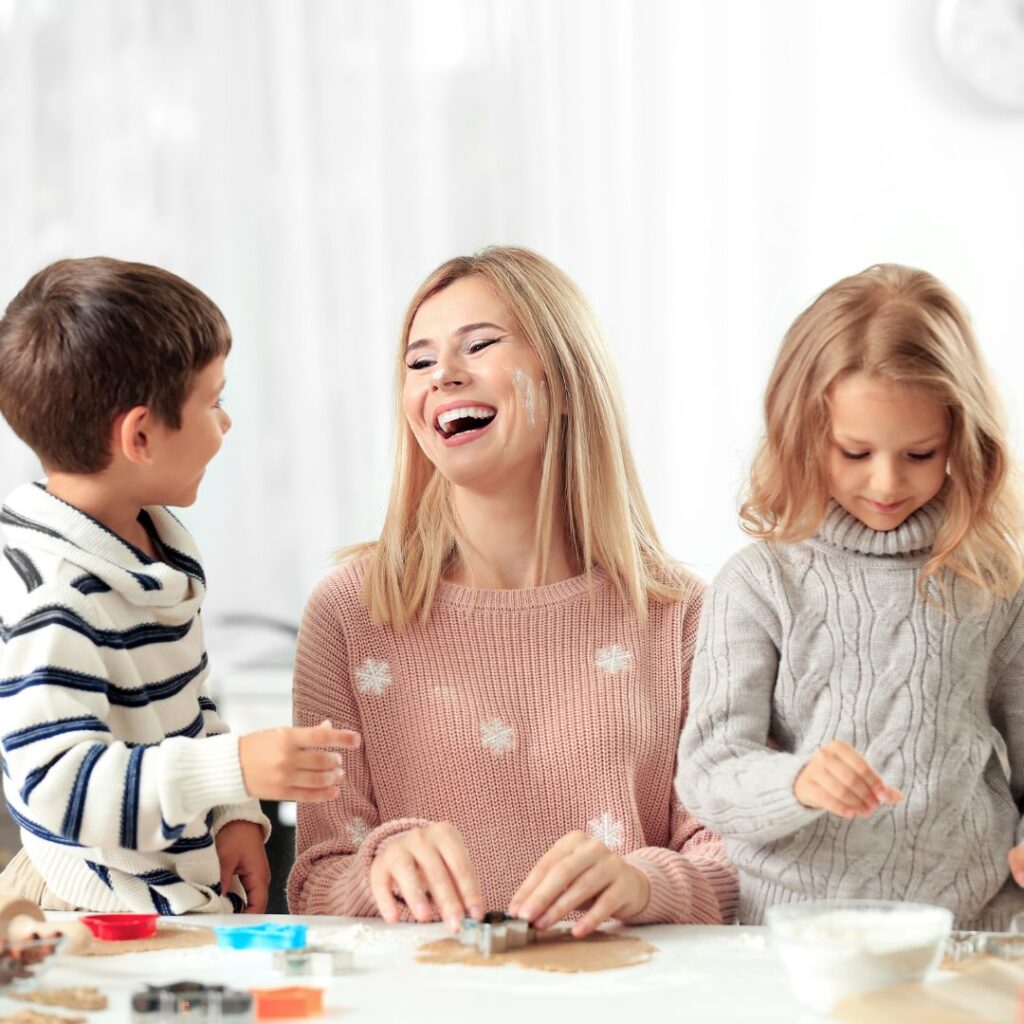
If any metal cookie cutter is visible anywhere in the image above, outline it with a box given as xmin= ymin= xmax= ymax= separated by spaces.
xmin=458 ymin=911 xmax=536 ymax=956
xmin=272 ymin=944 xmax=354 ymax=975
xmin=130 ymin=981 xmax=254 ymax=1022
xmin=946 ymin=930 xmax=1024 ymax=964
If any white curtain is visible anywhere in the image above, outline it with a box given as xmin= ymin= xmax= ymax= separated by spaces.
xmin=2 ymin=0 xmax=1023 ymax=627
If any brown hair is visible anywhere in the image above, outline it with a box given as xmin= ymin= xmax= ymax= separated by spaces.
xmin=741 ymin=263 xmax=1024 ymax=599
xmin=0 ymin=257 xmax=231 ymax=473
xmin=346 ymin=245 xmax=688 ymax=628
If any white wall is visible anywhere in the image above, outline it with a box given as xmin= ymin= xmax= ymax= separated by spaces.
xmin=1 ymin=0 xmax=1022 ymax=630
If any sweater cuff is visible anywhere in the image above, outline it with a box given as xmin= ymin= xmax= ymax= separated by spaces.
xmin=621 ymin=848 xmax=737 ymax=925
xmin=211 ymin=799 xmax=272 ymax=843
xmin=157 ymin=732 xmax=250 ymax=823
xmin=724 ymin=752 xmax=825 ymax=844
xmin=291 ymin=818 xmax=431 ymax=917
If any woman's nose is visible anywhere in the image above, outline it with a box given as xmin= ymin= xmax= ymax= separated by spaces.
xmin=432 ymin=363 xmax=467 ymax=389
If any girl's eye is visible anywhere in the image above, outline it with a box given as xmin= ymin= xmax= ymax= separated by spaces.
xmin=841 ymin=449 xmax=869 ymax=460
xmin=468 ymin=338 xmax=499 ymax=354
xmin=908 ymin=450 xmax=937 ymax=462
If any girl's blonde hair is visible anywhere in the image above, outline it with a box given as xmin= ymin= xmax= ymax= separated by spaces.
xmin=741 ymin=263 xmax=1023 ymax=599
xmin=347 ymin=245 xmax=685 ymax=628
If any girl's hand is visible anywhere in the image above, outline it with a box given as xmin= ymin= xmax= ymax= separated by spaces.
xmin=508 ymin=832 xmax=651 ymax=938
xmin=369 ymin=821 xmax=483 ymax=932
xmin=239 ymin=719 xmax=361 ymax=802
xmin=1008 ymin=844 xmax=1024 ymax=886
xmin=214 ymin=820 xmax=270 ymax=913
xmin=794 ymin=740 xmax=902 ymax=818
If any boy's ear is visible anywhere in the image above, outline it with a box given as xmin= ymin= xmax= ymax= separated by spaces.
xmin=113 ymin=406 xmax=156 ymax=466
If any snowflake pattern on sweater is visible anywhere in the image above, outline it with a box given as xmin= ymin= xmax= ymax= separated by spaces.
xmin=480 ymin=717 xmax=514 ymax=754
xmin=595 ymin=644 xmax=632 ymax=675
xmin=587 ymin=812 xmax=624 ymax=849
xmin=345 ymin=817 xmax=372 ymax=848
xmin=355 ymin=658 xmax=392 ymax=696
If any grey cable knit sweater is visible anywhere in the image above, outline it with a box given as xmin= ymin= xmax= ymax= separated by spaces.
xmin=678 ymin=501 xmax=1024 ymax=928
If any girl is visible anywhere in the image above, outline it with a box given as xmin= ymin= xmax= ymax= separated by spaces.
xmin=287 ymin=246 xmax=735 ymax=932
xmin=678 ymin=264 xmax=1024 ymax=929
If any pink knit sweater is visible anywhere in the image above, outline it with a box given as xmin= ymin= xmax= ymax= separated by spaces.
xmin=287 ymin=561 xmax=737 ymax=925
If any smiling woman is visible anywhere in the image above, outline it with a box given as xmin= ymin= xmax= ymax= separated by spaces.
xmin=286 ymin=246 xmax=737 ymax=933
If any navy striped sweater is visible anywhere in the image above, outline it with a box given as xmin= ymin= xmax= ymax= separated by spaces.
xmin=0 ymin=482 xmax=268 ymax=914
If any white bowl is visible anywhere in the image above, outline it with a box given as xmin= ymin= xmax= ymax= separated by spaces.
xmin=765 ymin=899 xmax=953 ymax=1012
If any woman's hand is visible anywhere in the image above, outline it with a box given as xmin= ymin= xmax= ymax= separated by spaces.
xmin=793 ymin=740 xmax=902 ymax=818
xmin=369 ymin=821 xmax=483 ymax=932
xmin=508 ymin=832 xmax=651 ymax=938
xmin=1008 ymin=844 xmax=1024 ymax=886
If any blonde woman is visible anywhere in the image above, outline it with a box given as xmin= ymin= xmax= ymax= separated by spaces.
xmin=678 ymin=264 xmax=1024 ymax=929
xmin=287 ymin=247 xmax=736 ymax=932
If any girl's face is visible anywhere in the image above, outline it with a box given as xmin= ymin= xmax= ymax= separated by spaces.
xmin=826 ymin=371 xmax=949 ymax=531
xmin=402 ymin=275 xmax=549 ymax=493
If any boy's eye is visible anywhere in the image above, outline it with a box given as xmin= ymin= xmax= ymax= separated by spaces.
xmin=908 ymin=450 xmax=937 ymax=462
xmin=841 ymin=449 xmax=870 ymax=460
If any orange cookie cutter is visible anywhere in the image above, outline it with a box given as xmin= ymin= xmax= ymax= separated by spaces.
xmin=250 ymin=986 xmax=323 ymax=1019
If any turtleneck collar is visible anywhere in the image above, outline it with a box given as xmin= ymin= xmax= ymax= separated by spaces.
xmin=812 ymin=500 xmax=942 ymax=558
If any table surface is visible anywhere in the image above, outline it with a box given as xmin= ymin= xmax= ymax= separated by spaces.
xmin=1 ymin=915 xmax=830 ymax=1023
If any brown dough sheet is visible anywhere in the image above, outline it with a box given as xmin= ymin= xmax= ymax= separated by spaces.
xmin=0 ymin=1011 xmax=85 ymax=1024
xmin=416 ymin=930 xmax=656 ymax=972
xmin=7 ymin=988 xmax=106 ymax=1010
xmin=75 ymin=924 xmax=215 ymax=957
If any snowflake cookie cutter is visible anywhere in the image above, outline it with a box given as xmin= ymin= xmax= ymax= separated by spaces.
xmin=458 ymin=912 xmax=536 ymax=956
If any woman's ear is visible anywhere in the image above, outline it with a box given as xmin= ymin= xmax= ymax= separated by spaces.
xmin=113 ymin=406 xmax=155 ymax=466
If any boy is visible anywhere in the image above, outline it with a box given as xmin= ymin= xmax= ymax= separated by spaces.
xmin=0 ymin=257 xmax=359 ymax=914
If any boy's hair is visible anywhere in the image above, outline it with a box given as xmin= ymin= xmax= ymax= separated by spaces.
xmin=0 ymin=257 xmax=231 ymax=473
xmin=742 ymin=263 xmax=1024 ymax=599
xmin=346 ymin=245 xmax=687 ymax=628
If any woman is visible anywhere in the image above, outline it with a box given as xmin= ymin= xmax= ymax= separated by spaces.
xmin=287 ymin=247 xmax=735 ymax=933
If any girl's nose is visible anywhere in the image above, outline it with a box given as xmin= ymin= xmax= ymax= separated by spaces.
xmin=871 ymin=457 xmax=902 ymax=496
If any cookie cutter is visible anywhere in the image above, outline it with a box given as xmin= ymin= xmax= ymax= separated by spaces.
xmin=0 ymin=934 xmax=67 ymax=989
xmin=946 ymin=929 xmax=1024 ymax=964
xmin=272 ymin=944 xmax=354 ymax=975
xmin=81 ymin=913 xmax=158 ymax=941
xmin=458 ymin=911 xmax=535 ymax=956
xmin=130 ymin=980 xmax=254 ymax=1022
xmin=214 ymin=922 xmax=308 ymax=950
xmin=251 ymin=985 xmax=323 ymax=1019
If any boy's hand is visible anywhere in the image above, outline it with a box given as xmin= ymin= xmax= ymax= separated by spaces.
xmin=508 ymin=832 xmax=650 ymax=938
xmin=369 ymin=821 xmax=483 ymax=932
xmin=239 ymin=720 xmax=361 ymax=802
xmin=1009 ymin=844 xmax=1024 ymax=886
xmin=215 ymin=820 xmax=270 ymax=914
xmin=794 ymin=740 xmax=902 ymax=818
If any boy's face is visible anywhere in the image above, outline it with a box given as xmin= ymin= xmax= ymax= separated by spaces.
xmin=149 ymin=355 xmax=231 ymax=507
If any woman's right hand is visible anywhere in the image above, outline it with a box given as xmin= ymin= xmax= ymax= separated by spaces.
xmin=793 ymin=740 xmax=902 ymax=818
xmin=369 ymin=821 xmax=483 ymax=932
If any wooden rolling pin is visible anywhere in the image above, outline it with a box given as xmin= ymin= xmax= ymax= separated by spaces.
xmin=0 ymin=897 xmax=91 ymax=953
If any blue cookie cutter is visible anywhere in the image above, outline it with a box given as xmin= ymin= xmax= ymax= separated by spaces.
xmin=214 ymin=923 xmax=308 ymax=950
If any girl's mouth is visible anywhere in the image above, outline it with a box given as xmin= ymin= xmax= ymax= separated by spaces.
xmin=434 ymin=405 xmax=497 ymax=446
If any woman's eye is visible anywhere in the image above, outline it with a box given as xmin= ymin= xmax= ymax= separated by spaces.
xmin=841 ymin=450 xmax=870 ymax=461
xmin=468 ymin=338 xmax=499 ymax=354
xmin=406 ymin=357 xmax=435 ymax=370
xmin=908 ymin=450 xmax=937 ymax=462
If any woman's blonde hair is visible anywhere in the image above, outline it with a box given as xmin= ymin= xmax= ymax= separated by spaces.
xmin=347 ymin=245 xmax=685 ymax=628
xmin=741 ymin=263 xmax=1024 ymax=599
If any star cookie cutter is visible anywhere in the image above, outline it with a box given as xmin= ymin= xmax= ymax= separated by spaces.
xmin=458 ymin=911 xmax=536 ymax=956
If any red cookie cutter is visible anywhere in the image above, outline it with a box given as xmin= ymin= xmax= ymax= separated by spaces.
xmin=80 ymin=913 xmax=159 ymax=941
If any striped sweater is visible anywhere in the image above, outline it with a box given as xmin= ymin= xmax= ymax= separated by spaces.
xmin=0 ymin=482 xmax=267 ymax=914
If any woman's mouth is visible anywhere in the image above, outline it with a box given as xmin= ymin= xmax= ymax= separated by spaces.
xmin=434 ymin=404 xmax=497 ymax=447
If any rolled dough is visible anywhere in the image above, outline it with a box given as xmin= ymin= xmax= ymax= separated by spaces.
xmin=416 ymin=930 xmax=657 ymax=973
xmin=74 ymin=925 xmax=215 ymax=957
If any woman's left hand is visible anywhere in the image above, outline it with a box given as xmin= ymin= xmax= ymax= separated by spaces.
xmin=507 ymin=831 xmax=650 ymax=938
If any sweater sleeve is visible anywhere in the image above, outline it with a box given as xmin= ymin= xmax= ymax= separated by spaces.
xmin=286 ymin=580 xmax=429 ymax=916
xmin=677 ymin=562 xmax=824 ymax=845
xmin=0 ymin=588 xmax=252 ymax=852
xmin=988 ymin=590 xmax=1024 ymax=847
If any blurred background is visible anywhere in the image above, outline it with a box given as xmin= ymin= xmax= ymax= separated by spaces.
xmin=1 ymin=0 xmax=1023 ymax=907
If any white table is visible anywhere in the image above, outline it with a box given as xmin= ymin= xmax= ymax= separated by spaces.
xmin=1 ymin=915 xmax=824 ymax=1023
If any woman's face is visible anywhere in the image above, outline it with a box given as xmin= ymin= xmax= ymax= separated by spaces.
xmin=403 ymin=275 xmax=550 ymax=494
